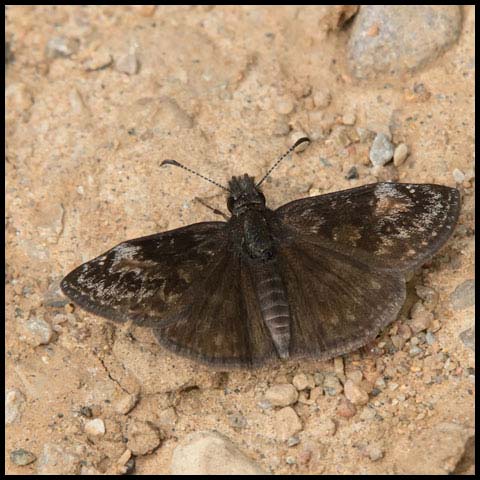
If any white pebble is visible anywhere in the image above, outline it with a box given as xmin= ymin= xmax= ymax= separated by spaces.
xmin=452 ymin=168 xmax=465 ymax=183
xmin=393 ymin=143 xmax=409 ymax=166
xmin=85 ymin=418 xmax=105 ymax=437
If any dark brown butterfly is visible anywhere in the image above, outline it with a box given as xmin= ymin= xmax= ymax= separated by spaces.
xmin=61 ymin=138 xmax=460 ymax=367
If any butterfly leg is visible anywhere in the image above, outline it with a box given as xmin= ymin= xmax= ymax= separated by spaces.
xmin=194 ymin=197 xmax=229 ymax=220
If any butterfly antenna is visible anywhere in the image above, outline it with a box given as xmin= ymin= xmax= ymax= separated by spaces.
xmin=161 ymin=159 xmax=230 ymax=192
xmin=256 ymin=136 xmax=310 ymax=187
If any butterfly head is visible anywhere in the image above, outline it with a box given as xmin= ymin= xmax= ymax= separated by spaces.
xmin=227 ymin=174 xmax=266 ymax=215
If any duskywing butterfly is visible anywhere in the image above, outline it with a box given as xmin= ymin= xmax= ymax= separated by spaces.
xmin=61 ymin=137 xmax=460 ymax=367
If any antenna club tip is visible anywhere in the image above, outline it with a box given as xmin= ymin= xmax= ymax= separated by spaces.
xmin=293 ymin=136 xmax=311 ymax=150
xmin=161 ymin=159 xmax=180 ymax=167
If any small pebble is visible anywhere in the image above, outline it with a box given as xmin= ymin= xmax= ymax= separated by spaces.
xmin=257 ymin=400 xmax=272 ymax=410
xmin=409 ymin=301 xmax=433 ymax=333
xmin=393 ymin=143 xmax=409 ymax=166
xmin=346 ymin=370 xmax=363 ymax=385
xmin=313 ymin=89 xmax=332 ymax=109
xmin=391 ymin=335 xmax=406 ymax=350
xmin=46 ymin=36 xmax=79 ymax=58
xmin=344 ymin=379 xmax=369 ymax=406
xmin=10 ymin=448 xmax=37 ymax=466
xmin=114 ymin=393 xmax=139 ymax=415
xmin=274 ymin=407 xmax=302 ymax=441
xmin=336 ymin=398 xmax=357 ymax=418
xmin=450 ymin=280 xmax=475 ymax=311
xmin=459 ymin=327 xmax=475 ymax=351
xmin=452 ymin=168 xmax=465 ymax=183
xmin=23 ymin=316 xmax=53 ymax=346
xmin=359 ymin=406 xmax=376 ymax=421
xmin=286 ymin=436 xmax=300 ymax=447
xmin=115 ymin=51 xmax=139 ymax=75
xmin=6 ymin=389 xmax=26 ymax=425
xmin=292 ymin=373 xmax=315 ymax=391
xmin=367 ymin=445 xmax=384 ymax=461
xmin=408 ymin=345 xmax=423 ymax=357
xmin=265 ymin=384 xmax=298 ymax=407
xmin=83 ymin=49 xmax=113 ymax=71
xmin=369 ymin=133 xmax=394 ymax=166
xmin=425 ymin=331 xmax=436 ymax=345
xmin=334 ymin=357 xmax=345 ymax=380
xmin=313 ymin=372 xmax=324 ymax=386
xmin=323 ymin=374 xmax=343 ymax=396
xmin=228 ymin=413 xmax=247 ymax=429
xmin=117 ymin=449 xmax=132 ymax=466
xmin=342 ymin=112 xmax=356 ymax=125
xmin=285 ymin=456 xmax=296 ymax=465
xmin=415 ymin=285 xmax=439 ymax=309
xmin=345 ymin=166 xmax=359 ymax=180
xmin=275 ymin=95 xmax=295 ymax=115
xmin=84 ymin=418 xmax=105 ymax=437
xmin=374 ymin=377 xmax=386 ymax=389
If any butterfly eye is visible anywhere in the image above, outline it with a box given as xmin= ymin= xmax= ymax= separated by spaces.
xmin=227 ymin=196 xmax=235 ymax=212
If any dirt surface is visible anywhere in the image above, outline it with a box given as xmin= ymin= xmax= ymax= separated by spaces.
xmin=6 ymin=6 xmax=474 ymax=475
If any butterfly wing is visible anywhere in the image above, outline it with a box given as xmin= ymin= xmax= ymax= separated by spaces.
xmin=153 ymin=253 xmax=277 ymax=366
xmin=276 ymin=183 xmax=460 ymax=272
xmin=61 ymin=222 xmax=229 ymax=325
xmin=62 ymin=221 xmax=276 ymax=366
xmin=276 ymin=238 xmax=406 ymax=359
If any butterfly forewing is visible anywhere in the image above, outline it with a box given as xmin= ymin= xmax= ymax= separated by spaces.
xmin=276 ymin=183 xmax=460 ymax=272
xmin=61 ymin=222 xmax=227 ymax=325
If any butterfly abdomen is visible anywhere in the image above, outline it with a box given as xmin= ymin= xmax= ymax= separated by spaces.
xmin=251 ymin=260 xmax=291 ymax=359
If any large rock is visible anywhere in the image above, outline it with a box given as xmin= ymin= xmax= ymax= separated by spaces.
xmin=171 ymin=431 xmax=266 ymax=475
xmin=348 ymin=6 xmax=462 ymax=79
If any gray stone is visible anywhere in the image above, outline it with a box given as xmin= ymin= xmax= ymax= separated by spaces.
xmin=10 ymin=448 xmax=37 ymax=466
xmin=5 ymin=388 xmax=26 ymax=425
xmin=450 ymin=280 xmax=475 ymax=310
xmin=369 ymin=133 xmax=394 ymax=166
xmin=37 ymin=443 xmax=82 ymax=475
xmin=22 ymin=316 xmax=54 ymax=346
xmin=459 ymin=326 xmax=475 ymax=351
xmin=348 ymin=6 xmax=462 ymax=79
xmin=115 ymin=52 xmax=139 ymax=75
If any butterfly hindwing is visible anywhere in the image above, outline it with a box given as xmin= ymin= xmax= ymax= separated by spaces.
xmin=276 ymin=183 xmax=460 ymax=272
xmin=153 ymin=252 xmax=277 ymax=366
xmin=276 ymin=238 xmax=406 ymax=359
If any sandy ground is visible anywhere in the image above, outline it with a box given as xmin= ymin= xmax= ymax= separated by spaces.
xmin=6 ymin=6 xmax=474 ymax=475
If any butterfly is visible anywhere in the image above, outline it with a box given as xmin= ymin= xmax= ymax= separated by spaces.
xmin=61 ymin=137 xmax=461 ymax=367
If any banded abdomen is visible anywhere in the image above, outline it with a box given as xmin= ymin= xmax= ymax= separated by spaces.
xmin=251 ymin=259 xmax=291 ymax=359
